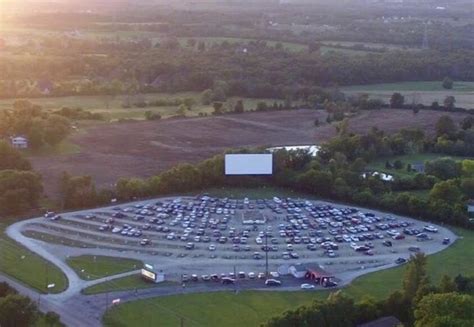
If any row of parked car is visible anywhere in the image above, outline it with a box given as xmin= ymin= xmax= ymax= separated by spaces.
xmin=44 ymin=196 xmax=445 ymax=260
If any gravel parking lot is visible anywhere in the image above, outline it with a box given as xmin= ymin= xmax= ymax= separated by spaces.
xmin=20 ymin=195 xmax=455 ymax=283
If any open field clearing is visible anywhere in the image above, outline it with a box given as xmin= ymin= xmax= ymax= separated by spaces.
xmin=0 ymin=93 xmax=282 ymax=121
xmin=28 ymin=109 xmax=470 ymax=198
xmin=342 ymin=81 xmax=474 ymax=109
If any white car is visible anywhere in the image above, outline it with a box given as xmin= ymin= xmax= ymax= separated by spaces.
xmin=255 ymin=237 xmax=263 ymax=244
xmin=208 ymin=244 xmax=216 ymax=251
xmin=269 ymin=271 xmax=279 ymax=278
xmin=300 ymin=283 xmax=315 ymax=290
xmin=248 ymin=272 xmax=256 ymax=279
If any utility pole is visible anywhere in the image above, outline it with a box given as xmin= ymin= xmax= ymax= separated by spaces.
xmin=265 ymin=229 xmax=269 ymax=278
xmin=233 ymin=265 xmax=237 ymax=293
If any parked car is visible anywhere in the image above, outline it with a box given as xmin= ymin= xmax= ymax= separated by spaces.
xmin=221 ymin=277 xmax=235 ymax=285
xmin=265 ymin=279 xmax=282 ymax=286
xmin=300 ymin=283 xmax=315 ymax=290
xmin=323 ymin=280 xmax=337 ymax=288
xmin=442 ymin=238 xmax=450 ymax=245
xmin=395 ymin=257 xmax=407 ymax=264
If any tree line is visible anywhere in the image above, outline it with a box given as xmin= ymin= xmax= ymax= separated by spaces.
xmin=0 ymin=282 xmax=62 ymax=326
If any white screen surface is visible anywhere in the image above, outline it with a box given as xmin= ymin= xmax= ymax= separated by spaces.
xmin=225 ymin=154 xmax=273 ymax=175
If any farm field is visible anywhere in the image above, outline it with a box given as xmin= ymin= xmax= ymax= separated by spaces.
xmin=342 ymin=81 xmax=474 ymax=109
xmin=28 ymin=108 xmax=470 ymax=198
xmin=0 ymin=92 xmax=283 ymax=121
xmin=103 ymin=227 xmax=474 ymax=327
xmin=66 ymin=255 xmax=142 ymax=280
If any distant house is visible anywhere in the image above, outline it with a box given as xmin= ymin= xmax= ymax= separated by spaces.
xmin=10 ymin=136 xmax=28 ymax=149
xmin=411 ymin=162 xmax=425 ymax=173
xmin=357 ymin=316 xmax=402 ymax=327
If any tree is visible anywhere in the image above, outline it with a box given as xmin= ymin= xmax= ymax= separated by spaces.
xmin=0 ymin=282 xmax=17 ymax=298
xmin=0 ymin=141 xmax=31 ymax=171
xmin=431 ymin=101 xmax=440 ymax=110
xmin=442 ymin=77 xmax=453 ymax=89
xmin=200 ymin=89 xmax=213 ymax=105
xmin=390 ymin=92 xmax=405 ymax=108
xmin=425 ymin=158 xmax=461 ymax=180
xmin=0 ymin=170 xmax=43 ymax=215
xmin=144 ymin=111 xmax=161 ymax=121
xmin=176 ymin=104 xmax=187 ymax=116
xmin=438 ymin=275 xmax=457 ymax=293
xmin=461 ymin=159 xmax=474 ymax=176
xmin=414 ymin=293 xmax=474 ymax=327
xmin=256 ymin=102 xmax=268 ymax=111
xmin=460 ymin=116 xmax=474 ymax=130
xmin=183 ymin=98 xmax=196 ymax=110
xmin=443 ymin=96 xmax=456 ymax=110
xmin=429 ymin=180 xmax=463 ymax=203
xmin=393 ymin=160 xmax=403 ymax=169
xmin=43 ymin=115 xmax=70 ymax=146
xmin=0 ymin=294 xmax=38 ymax=327
xmin=60 ymin=174 xmax=97 ymax=209
xmin=234 ymin=100 xmax=244 ymax=113
xmin=435 ymin=115 xmax=456 ymax=138
xmin=44 ymin=311 xmax=62 ymax=327
xmin=403 ymin=253 xmax=428 ymax=300
xmin=212 ymin=102 xmax=223 ymax=115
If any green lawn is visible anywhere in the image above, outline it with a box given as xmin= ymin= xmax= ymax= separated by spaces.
xmin=66 ymin=255 xmax=142 ymax=280
xmin=103 ymin=227 xmax=474 ymax=327
xmin=83 ymin=275 xmax=178 ymax=295
xmin=0 ymin=224 xmax=67 ymax=294
xmin=342 ymin=81 xmax=474 ymax=92
xmin=366 ymin=153 xmax=470 ymax=178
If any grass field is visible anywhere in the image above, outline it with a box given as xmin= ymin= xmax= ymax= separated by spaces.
xmin=103 ymin=227 xmax=474 ymax=327
xmin=0 ymin=219 xmax=67 ymax=294
xmin=342 ymin=81 xmax=474 ymax=92
xmin=66 ymin=255 xmax=142 ymax=280
xmin=83 ymin=275 xmax=178 ymax=295
xmin=0 ymin=92 xmax=283 ymax=122
xmin=366 ymin=153 xmax=470 ymax=178
xmin=342 ymin=81 xmax=474 ymax=109
xmin=320 ymin=41 xmax=420 ymax=52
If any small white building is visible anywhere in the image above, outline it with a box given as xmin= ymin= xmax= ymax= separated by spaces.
xmin=10 ymin=136 xmax=28 ymax=149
